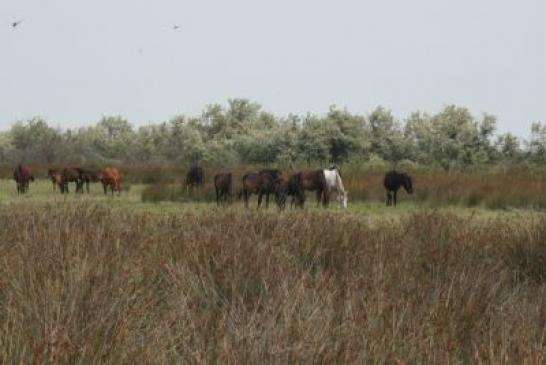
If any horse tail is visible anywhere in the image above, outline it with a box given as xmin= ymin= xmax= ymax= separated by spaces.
xmin=319 ymin=170 xmax=328 ymax=205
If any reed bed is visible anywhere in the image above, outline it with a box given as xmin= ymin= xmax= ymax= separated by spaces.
xmin=0 ymin=203 xmax=544 ymax=363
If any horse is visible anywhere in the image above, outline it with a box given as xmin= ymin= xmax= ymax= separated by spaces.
xmin=323 ymin=167 xmax=348 ymax=208
xmin=60 ymin=168 xmax=84 ymax=194
xmin=100 ymin=167 xmax=122 ymax=196
xmin=214 ymin=172 xmax=232 ymax=206
xmin=47 ymin=169 xmax=63 ymax=192
xmin=13 ymin=164 xmax=34 ymax=194
xmin=185 ymin=166 xmax=204 ymax=193
xmin=383 ymin=171 xmax=413 ymax=206
xmin=296 ymin=169 xmax=328 ymax=207
xmin=239 ymin=172 xmax=276 ymax=208
xmin=259 ymin=169 xmax=282 ymax=180
xmin=274 ymin=173 xmax=304 ymax=209
xmin=76 ymin=168 xmax=101 ymax=193
xmin=258 ymin=169 xmax=282 ymax=205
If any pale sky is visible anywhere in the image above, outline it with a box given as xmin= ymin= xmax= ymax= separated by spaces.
xmin=1 ymin=0 xmax=545 ymax=137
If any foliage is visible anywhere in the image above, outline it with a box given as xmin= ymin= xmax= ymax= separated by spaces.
xmin=1 ymin=100 xmax=539 ymax=168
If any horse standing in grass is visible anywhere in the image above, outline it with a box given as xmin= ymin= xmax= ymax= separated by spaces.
xmin=185 ymin=166 xmax=204 ymax=193
xmin=323 ymin=167 xmax=348 ymax=208
xmin=76 ymin=168 xmax=101 ymax=193
xmin=100 ymin=167 xmax=123 ymax=196
xmin=240 ymin=172 xmax=276 ymax=208
xmin=258 ymin=169 xmax=282 ymax=205
xmin=384 ymin=171 xmax=413 ymax=206
xmin=296 ymin=169 xmax=328 ymax=208
xmin=274 ymin=173 xmax=304 ymax=209
xmin=60 ymin=168 xmax=84 ymax=194
xmin=13 ymin=164 xmax=34 ymax=194
xmin=47 ymin=169 xmax=63 ymax=192
xmin=214 ymin=172 xmax=232 ymax=206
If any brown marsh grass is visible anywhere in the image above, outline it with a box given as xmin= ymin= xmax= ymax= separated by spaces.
xmin=0 ymin=203 xmax=545 ymax=363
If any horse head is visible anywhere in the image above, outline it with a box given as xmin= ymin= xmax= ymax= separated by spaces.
xmin=402 ymin=173 xmax=413 ymax=194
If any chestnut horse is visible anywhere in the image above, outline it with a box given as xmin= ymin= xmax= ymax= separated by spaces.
xmin=100 ymin=167 xmax=123 ymax=196
xmin=47 ymin=169 xmax=63 ymax=192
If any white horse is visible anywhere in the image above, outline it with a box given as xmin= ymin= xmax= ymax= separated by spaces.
xmin=323 ymin=167 xmax=348 ymax=208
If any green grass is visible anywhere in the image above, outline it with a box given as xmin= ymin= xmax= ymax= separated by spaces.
xmin=1 ymin=179 xmax=541 ymax=222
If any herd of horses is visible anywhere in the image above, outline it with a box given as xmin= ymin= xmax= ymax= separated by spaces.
xmin=189 ymin=166 xmax=413 ymax=209
xmin=11 ymin=164 xmax=414 ymax=208
xmin=13 ymin=164 xmax=123 ymax=196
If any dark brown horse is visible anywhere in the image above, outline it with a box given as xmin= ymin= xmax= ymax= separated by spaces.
xmin=13 ymin=164 xmax=34 ymax=194
xmin=384 ymin=171 xmax=413 ymax=206
xmin=214 ymin=172 xmax=232 ymax=206
xmin=185 ymin=166 xmax=204 ymax=192
xmin=296 ymin=169 xmax=328 ymax=207
xmin=239 ymin=172 xmax=276 ymax=208
xmin=274 ymin=173 xmax=304 ymax=209
xmin=258 ymin=169 xmax=282 ymax=205
xmin=76 ymin=168 xmax=101 ymax=193
xmin=60 ymin=168 xmax=84 ymax=194
xmin=100 ymin=167 xmax=122 ymax=196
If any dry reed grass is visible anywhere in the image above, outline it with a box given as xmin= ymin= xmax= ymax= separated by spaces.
xmin=0 ymin=203 xmax=545 ymax=363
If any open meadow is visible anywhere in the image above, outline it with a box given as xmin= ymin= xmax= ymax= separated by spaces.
xmin=0 ymin=171 xmax=546 ymax=363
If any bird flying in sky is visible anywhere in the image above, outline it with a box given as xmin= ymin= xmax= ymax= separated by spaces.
xmin=11 ymin=19 xmax=24 ymax=28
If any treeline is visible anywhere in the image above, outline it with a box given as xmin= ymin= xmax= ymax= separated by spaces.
xmin=0 ymin=99 xmax=543 ymax=169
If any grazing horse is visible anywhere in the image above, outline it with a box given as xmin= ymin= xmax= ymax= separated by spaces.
xmin=60 ymin=168 xmax=84 ymax=194
xmin=214 ymin=172 xmax=232 ymax=206
xmin=258 ymin=169 xmax=282 ymax=205
xmin=76 ymin=168 xmax=101 ymax=193
xmin=100 ymin=167 xmax=123 ymax=196
xmin=47 ymin=169 xmax=63 ymax=192
xmin=13 ymin=164 xmax=34 ymax=194
xmin=240 ymin=172 xmax=276 ymax=208
xmin=323 ymin=167 xmax=348 ymax=208
xmin=297 ymin=169 xmax=328 ymax=207
xmin=384 ymin=171 xmax=413 ymax=206
xmin=274 ymin=173 xmax=304 ymax=209
xmin=259 ymin=169 xmax=282 ymax=180
xmin=185 ymin=166 xmax=204 ymax=192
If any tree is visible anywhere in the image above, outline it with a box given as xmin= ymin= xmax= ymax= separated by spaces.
xmin=10 ymin=117 xmax=61 ymax=163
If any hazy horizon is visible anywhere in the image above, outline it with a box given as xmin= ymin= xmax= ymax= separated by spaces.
xmin=1 ymin=0 xmax=545 ymax=138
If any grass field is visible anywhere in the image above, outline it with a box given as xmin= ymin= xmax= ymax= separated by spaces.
xmin=0 ymin=178 xmax=545 ymax=363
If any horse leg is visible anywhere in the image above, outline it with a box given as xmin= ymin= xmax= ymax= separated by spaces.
xmin=386 ymin=191 xmax=391 ymax=206
xmin=258 ymin=192 xmax=263 ymax=208
xmin=265 ymin=193 xmax=270 ymax=208
xmin=393 ymin=191 xmax=397 ymax=206
xmin=244 ymin=190 xmax=249 ymax=209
